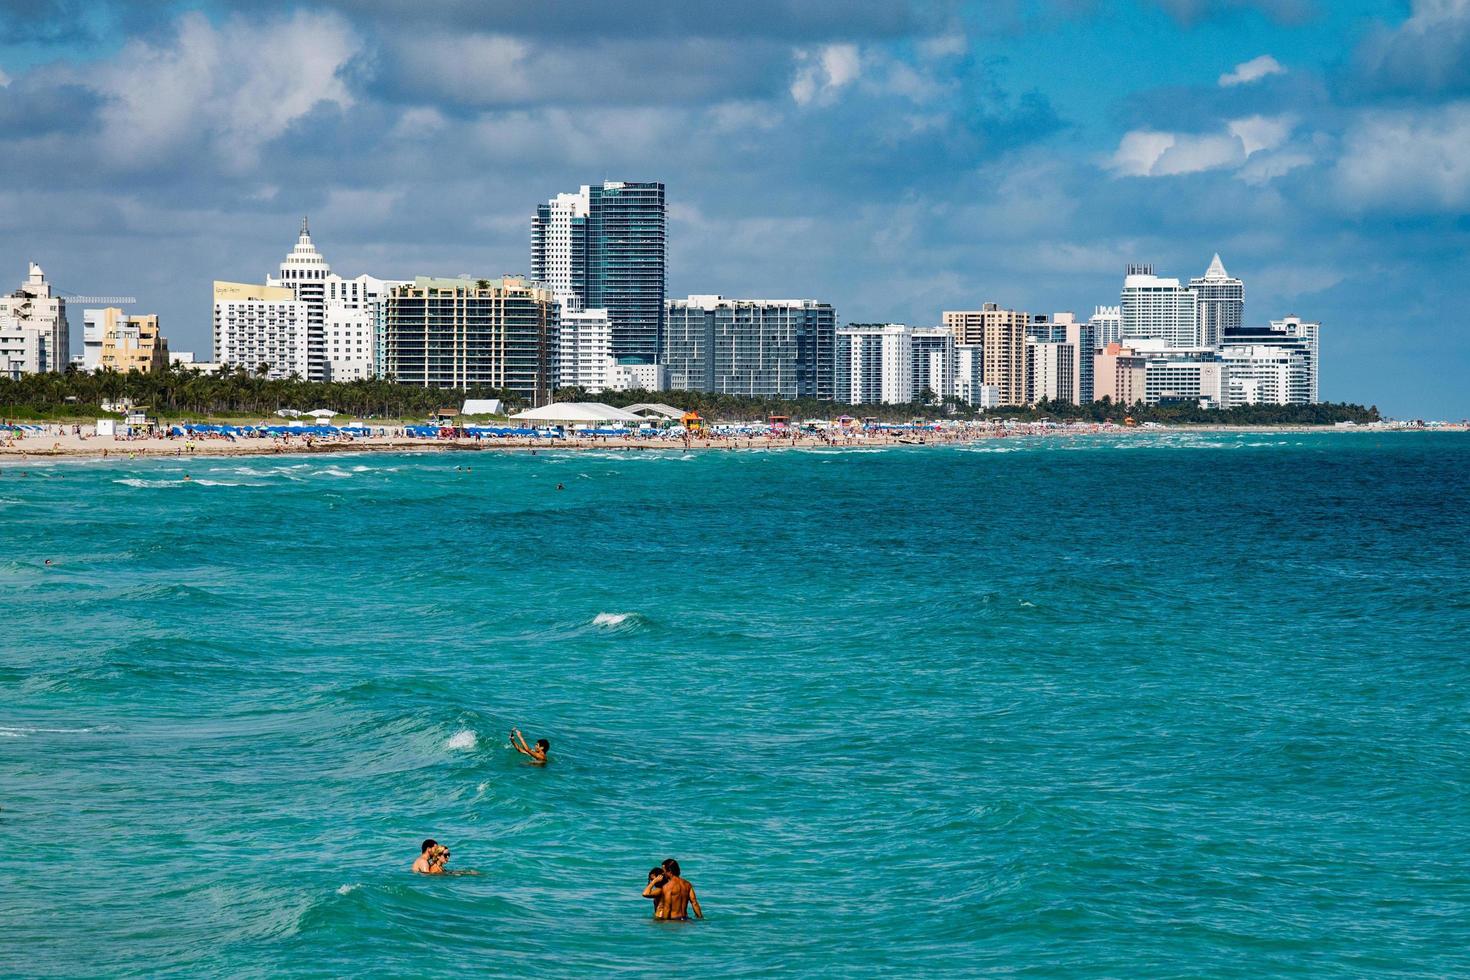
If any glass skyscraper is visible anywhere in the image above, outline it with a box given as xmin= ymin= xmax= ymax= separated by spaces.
xmin=532 ymin=180 xmax=666 ymax=364
xmin=663 ymin=295 xmax=835 ymax=399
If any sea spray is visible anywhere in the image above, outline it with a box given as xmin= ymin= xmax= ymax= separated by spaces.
xmin=445 ymin=730 xmax=477 ymax=750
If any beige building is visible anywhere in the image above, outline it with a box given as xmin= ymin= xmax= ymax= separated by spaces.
xmin=1094 ymin=342 xmax=1146 ymax=407
xmin=943 ymin=305 xmax=1029 ymax=406
xmin=97 ymin=311 xmax=169 ymax=374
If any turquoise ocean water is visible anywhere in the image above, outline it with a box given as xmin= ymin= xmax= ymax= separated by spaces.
xmin=3 ymin=432 xmax=1468 ymax=977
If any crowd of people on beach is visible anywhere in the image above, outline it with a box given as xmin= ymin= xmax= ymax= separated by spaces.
xmin=411 ymin=728 xmax=703 ymax=921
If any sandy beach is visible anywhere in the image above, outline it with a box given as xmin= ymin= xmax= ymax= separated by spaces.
xmin=0 ymin=421 xmax=1453 ymax=461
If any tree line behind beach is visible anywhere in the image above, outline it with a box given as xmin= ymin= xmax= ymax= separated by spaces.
xmin=0 ymin=365 xmax=1379 ymax=426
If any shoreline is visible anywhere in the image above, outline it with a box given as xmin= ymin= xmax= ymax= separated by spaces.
xmin=0 ymin=423 xmax=1457 ymax=462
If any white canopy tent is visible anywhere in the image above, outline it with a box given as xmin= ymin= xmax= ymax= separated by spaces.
xmin=509 ymin=402 xmax=645 ymax=426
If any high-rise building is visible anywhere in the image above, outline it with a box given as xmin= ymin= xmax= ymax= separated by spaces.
xmin=98 ymin=312 xmax=169 ymax=374
xmin=1027 ymin=312 xmax=1089 ymax=404
xmin=911 ymin=327 xmax=956 ymax=403
xmin=1221 ymin=344 xmax=1312 ymax=407
xmin=266 ymin=218 xmax=332 ymax=381
xmin=532 ymin=181 xmax=666 ymax=363
xmin=1129 ymin=341 xmax=1228 ymax=408
xmin=83 ymin=307 xmax=125 ymax=372
xmin=1094 ymin=343 xmax=1147 ymax=407
xmin=1224 ymin=316 xmax=1320 ymax=403
xmin=835 ymin=324 xmax=913 ymax=405
xmin=323 ymin=274 xmax=406 ymax=382
xmin=953 ymin=344 xmax=985 ymax=406
xmin=213 ymin=281 xmax=308 ymax=379
xmin=558 ymin=308 xmax=616 ymax=393
xmin=382 ymin=276 xmax=558 ymax=404
xmin=1089 ymin=306 xmax=1122 ymax=350
xmin=1061 ymin=314 xmax=1096 ymax=405
xmin=943 ymin=305 xmax=1029 ymax=406
xmin=1121 ymin=265 xmax=1198 ymax=349
xmin=1026 ymin=338 xmax=1076 ymax=405
xmin=662 ymin=296 xmax=835 ymax=399
xmin=1189 ymin=254 xmax=1244 ymax=348
xmin=0 ymin=263 xmax=68 ymax=376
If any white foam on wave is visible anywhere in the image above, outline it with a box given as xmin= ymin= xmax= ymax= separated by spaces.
xmin=446 ymin=729 xmax=478 ymax=750
xmin=0 ymin=725 xmax=99 ymax=737
xmin=193 ymin=479 xmax=248 ymax=487
xmin=592 ymin=612 xmax=631 ymax=627
xmin=337 ymin=883 xmax=360 ymax=895
xmin=314 ymin=467 xmax=354 ymax=479
xmin=114 ymin=478 xmax=177 ymax=488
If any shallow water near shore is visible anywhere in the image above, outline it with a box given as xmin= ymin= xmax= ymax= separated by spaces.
xmin=3 ymin=432 xmax=1469 ymax=976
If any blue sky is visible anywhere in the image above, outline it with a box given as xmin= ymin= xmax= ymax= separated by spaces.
xmin=2 ymin=0 xmax=1466 ymax=416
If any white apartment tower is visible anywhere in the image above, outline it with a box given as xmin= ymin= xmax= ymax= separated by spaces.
xmin=1189 ymin=254 xmax=1244 ymax=348
xmin=0 ymin=263 xmax=68 ymax=376
xmin=1120 ymin=265 xmax=1198 ymax=349
xmin=1026 ymin=338 xmax=1077 ymax=405
xmin=911 ymin=327 xmax=956 ymax=403
xmin=213 ymin=281 xmax=308 ymax=380
xmin=558 ymin=307 xmax=617 ymax=392
xmin=835 ymin=324 xmax=913 ymax=405
xmin=1089 ymin=306 xmax=1122 ymax=349
xmin=266 ymin=218 xmax=332 ymax=381
xmin=323 ymin=274 xmax=405 ymax=382
xmin=531 ymin=192 xmax=589 ymax=308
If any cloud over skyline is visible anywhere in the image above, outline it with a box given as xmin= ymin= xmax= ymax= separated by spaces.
xmin=0 ymin=0 xmax=1466 ymax=416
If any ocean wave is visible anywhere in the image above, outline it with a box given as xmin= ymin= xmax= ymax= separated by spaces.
xmin=114 ymin=477 xmax=182 ymax=488
xmin=0 ymin=724 xmax=117 ymax=737
xmin=445 ymin=729 xmax=478 ymax=751
xmin=590 ymin=611 xmax=651 ymax=634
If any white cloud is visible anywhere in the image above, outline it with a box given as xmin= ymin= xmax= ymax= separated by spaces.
xmin=1219 ymin=54 xmax=1286 ymax=87
xmin=1151 ymin=133 xmax=1246 ymax=175
xmin=1238 ymin=150 xmax=1313 ymax=185
xmin=0 ymin=68 xmax=11 ymax=88
xmin=791 ymin=44 xmax=862 ymax=106
xmin=86 ymin=11 xmax=361 ymax=171
xmin=1228 ymin=114 xmax=1295 ymax=156
xmin=1108 ymin=115 xmax=1295 ymax=177
xmin=1334 ymin=101 xmax=1470 ymax=209
xmin=1109 ymin=131 xmax=1179 ymax=177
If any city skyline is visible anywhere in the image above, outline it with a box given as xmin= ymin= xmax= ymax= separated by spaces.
xmin=2 ymin=1 xmax=1466 ymax=416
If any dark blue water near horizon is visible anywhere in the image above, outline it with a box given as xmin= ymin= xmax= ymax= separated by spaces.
xmin=2 ymin=432 xmax=1469 ymax=977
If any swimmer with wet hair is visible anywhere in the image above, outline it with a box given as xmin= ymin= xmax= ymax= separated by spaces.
xmin=413 ymin=839 xmax=443 ymax=874
xmin=510 ymin=728 xmax=549 ymax=764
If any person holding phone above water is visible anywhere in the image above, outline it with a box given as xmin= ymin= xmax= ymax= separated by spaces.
xmin=510 ymin=728 xmax=548 ymax=764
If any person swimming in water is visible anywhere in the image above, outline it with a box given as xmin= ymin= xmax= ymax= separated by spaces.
xmin=642 ymin=867 xmax=668 ymax=918
xmin=651 ymin=859 xmax=702 ymax=921
xmin=510 ymin=728 xmax=548 ymax=764
xmin=412 ymin=839 xmax=445 ymax=874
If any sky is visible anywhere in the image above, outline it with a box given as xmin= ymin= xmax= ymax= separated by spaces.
xmin=1 ymin=0 xmax=1467 ymax=417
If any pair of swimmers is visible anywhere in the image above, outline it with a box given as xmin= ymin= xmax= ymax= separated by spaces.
xmin=411 ymin=839 xmax=479 ymax=875
xmin=643 ymin=859 xmax=702 ymax=921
